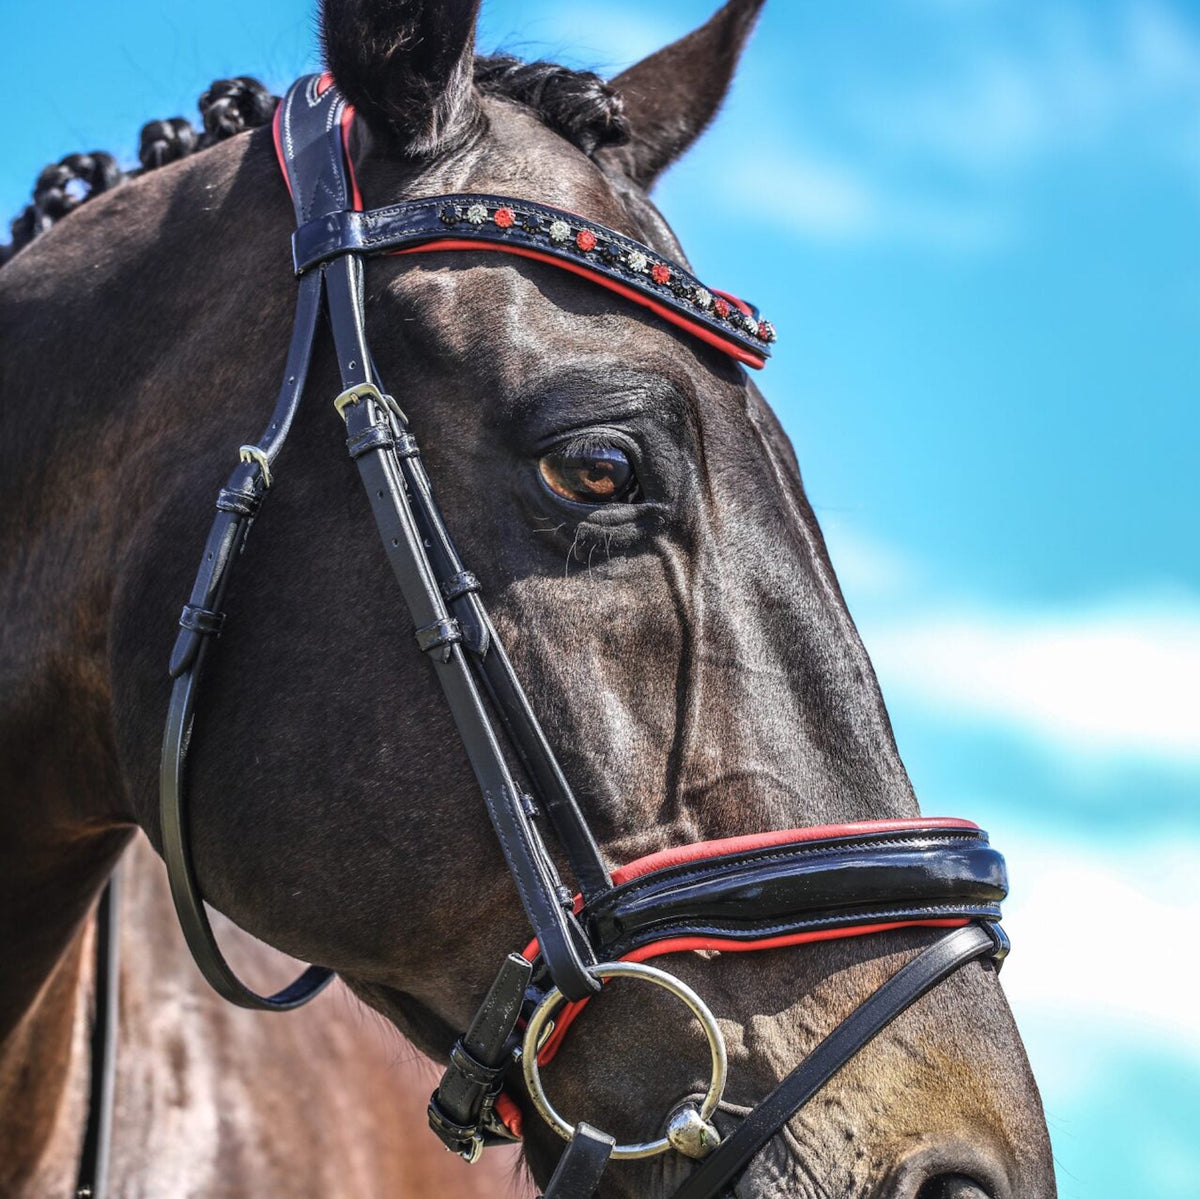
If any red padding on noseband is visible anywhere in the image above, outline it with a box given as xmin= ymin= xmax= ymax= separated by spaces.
xmin=392 ymin=240 xmax=767 ymax=370
xmin=512 ymin=818 xmax=982 ymax=1081
xmin=531 ymin=919 xmax=970 ymax=1070
xmin=610 ymin=817 xmax=980 ymax=886
xmin=497 ymin=821 xmax=983 ymax=1139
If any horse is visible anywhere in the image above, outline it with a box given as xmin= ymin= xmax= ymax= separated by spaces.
xmin=0 ymin=1 xmax=1057 ymax=1196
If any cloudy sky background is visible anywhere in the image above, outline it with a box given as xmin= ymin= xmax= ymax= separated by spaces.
xmin=5 ymin=1 xmax=1198 ymax=1194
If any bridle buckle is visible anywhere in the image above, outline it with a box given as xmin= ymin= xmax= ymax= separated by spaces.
xmin=333 ymin=382 xmax=405 ymax=421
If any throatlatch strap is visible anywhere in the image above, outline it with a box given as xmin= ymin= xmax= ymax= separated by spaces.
xmin=670 ymin=924 xmax=999 ymax=1199
xmin=159 ymin=263 xmax=333 ymax=1011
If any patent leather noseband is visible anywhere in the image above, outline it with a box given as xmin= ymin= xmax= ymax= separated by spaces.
xmin=143 ymin=75 xmax=1012 ymax=1199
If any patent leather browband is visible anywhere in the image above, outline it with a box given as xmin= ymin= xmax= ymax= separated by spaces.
xmin=156 ymin=75 xmax=1013 ymax=1199
xmin=291 ymin=195 xmax=776 ymax=369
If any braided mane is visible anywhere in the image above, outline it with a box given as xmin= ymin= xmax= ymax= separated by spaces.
xmin=0 ymin=59 xmax=628 ymax=267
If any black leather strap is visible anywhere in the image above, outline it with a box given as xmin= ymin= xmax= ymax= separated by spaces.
xmin=157 ymin=81 xmax=340 ymax=1010
xmin=74 ymin=872 xmax=120 ymax=1199
xmin=583 ymin=828 xmax=1006 ymax=957
xmin=362 ymin=374 xmax=611 ymax=900
xmin=669 ymin=924 xmax=1001 ymax=1199
xmin=541 ymin=1123 xmax=616 ymax=1199
xmin=328 ymin=286 xmax=598 ymax=1000
xmin=429 ymin=953 xmax=532 ymax=1157
xmin=158 ymin=265 xmax=334 ymax=1010
xmin=276 ymin=75 xmax=354 ymax=224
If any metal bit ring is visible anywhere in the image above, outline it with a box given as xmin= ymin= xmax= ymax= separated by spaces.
xmin=521 ymin=960 xmax=728 ymax=1161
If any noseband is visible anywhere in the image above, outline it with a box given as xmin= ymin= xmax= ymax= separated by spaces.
xmin=151 ymin=75 xmax=1010 ymax=1199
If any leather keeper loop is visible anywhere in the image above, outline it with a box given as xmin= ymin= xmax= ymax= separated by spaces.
xmin=215 ymin=486 xmax=261 ymax=518
xmin=441 ymin=570 xmax=481 ymax=602
xmin=346 ymin=423 xmax=394 ymax=459
xmin=415 ymin=617 xmax=462 ymax=653
xmin=394 ymin=432 xmax=420 ymax=459
xmin=179 ymin=604 xmax=225 ymax=636
xmin=426 ymin=1096 xmax=479 ymax=1150
xmin=448 ymin=1041 xmax=505 ymax=1090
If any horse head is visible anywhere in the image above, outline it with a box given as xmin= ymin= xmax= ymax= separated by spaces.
xmin=11 ymin=1 xmax=1056 ymax=1195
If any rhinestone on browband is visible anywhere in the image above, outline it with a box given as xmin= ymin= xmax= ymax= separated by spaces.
xmin=436 ymin=201 xmax=778 ymax=347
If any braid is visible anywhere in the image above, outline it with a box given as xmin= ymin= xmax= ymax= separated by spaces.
xmin=2 ymin=61 xmax=632 ymax=267
xmin=1 ymin=77 xmax=278 ymax=267
xmin=198 ymin=76 xmax=277 ymax=143
xmin=138 ymin=118 xmax=200 ymax=170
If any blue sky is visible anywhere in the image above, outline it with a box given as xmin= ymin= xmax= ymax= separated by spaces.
xmin=6 ymin=2 xmax=1198 ymax=1195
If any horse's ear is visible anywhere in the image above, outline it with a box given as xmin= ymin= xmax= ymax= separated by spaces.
xmin=320 ymin=0 xmax=482 ymax=154
xmin=597 ymin=0 xmax=765 ymax=190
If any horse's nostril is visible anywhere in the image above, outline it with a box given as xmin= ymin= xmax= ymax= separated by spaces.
xmin=915 ymin=1176 xmax=992 ymax=1199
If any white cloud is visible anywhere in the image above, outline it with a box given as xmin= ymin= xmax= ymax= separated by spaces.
xmin=719 ymin=148 xmax=1010 ymax=250
xmin=864 ymin=596 xmax=1200 ymax=764
xmin=821 ymin=519 xmax=923 ymax=598
xmin=999 ymin=829 xmax=1200 ymax=1056
xmin=726 ymin=152 xmax=881 ymax=240
xmin=854 ymin=1 xmax=1200 ymax=185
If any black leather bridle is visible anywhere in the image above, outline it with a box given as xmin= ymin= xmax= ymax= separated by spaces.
xmin=137 ymin=75 xmax=1012 ymax=1199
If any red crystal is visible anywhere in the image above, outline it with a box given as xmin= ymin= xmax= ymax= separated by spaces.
xmin=494 ymin=207 xmax=515 ymax=228
xmin=575 ymin=229 xmax=597 ymax=252
xmin=756 ymin=320 xmax=776 ymax=343
xmin=713 ymin=297 xmax=731 ymax=318
xmin=651 ymin=263 xmax=671 ymax=285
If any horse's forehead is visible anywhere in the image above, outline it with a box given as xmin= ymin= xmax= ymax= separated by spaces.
xmin=377 ymin=252 xmax=724 ymax=410
xmin=448 ymin=97 xmax=642 ymax=234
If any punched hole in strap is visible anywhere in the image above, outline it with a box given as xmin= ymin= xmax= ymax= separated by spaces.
xmin=179 ymin=604 xmax=225 ymax=636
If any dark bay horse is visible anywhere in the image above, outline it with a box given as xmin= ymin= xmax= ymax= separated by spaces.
xmin=0 ymin=1 xmax=1056 ymax=1195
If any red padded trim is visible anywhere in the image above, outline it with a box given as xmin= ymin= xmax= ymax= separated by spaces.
xmin=393 ymin=240 xmax=767 ymax=369
xmin=610 ymin=818 xmax=980 ymax=886
xmin=534 ymin=919 xmax=969 ymax=1069
xmin=494 ymin=1091 xmax=524 ymax=1139
xmin=272 ymin=104 xmax=291 ymax=200
xmin=339 ymin=101 xmax=363 ymax=212
xmin=272 ymin=80 xmax=363 ymax=211
xmin=517 ymin=818 xmax=980 ymax=964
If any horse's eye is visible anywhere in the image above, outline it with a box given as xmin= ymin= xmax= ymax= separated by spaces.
xmin=538 ymin=444 xmax=638 ymax=504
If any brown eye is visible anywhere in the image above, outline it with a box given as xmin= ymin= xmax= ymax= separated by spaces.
xmin=538 ymin=444 xmax=637 ymax=504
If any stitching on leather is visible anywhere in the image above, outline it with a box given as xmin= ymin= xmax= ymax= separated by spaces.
xmin=608 ymin=903 xmax=1002 ymax=957
xmin=487 ymin=792 xmax=552 ymax=953
xmin=593 ymin=833 xmax=985 ymax=913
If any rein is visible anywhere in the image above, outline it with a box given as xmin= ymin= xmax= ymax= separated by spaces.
xmin=130 ymin=74 xmax=1012 ymax=1199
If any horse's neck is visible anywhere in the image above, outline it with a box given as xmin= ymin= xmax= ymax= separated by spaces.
xmin=0 ymin=885 xmax=95 ymax=1197
xmin=0 ymin=834 xmax=533 ymax=1198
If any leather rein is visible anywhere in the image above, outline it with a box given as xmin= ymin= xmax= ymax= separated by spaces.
xmin=74 ymin=75 xmax=1013 ymax=1199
